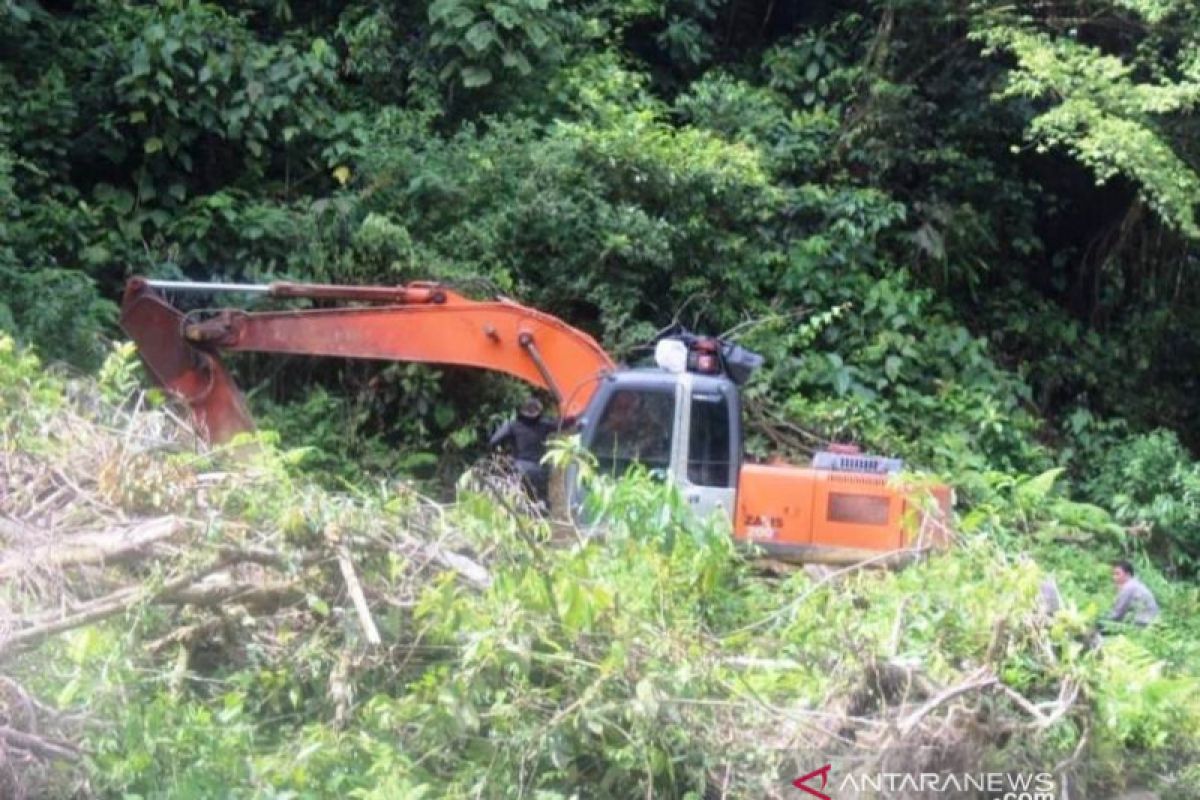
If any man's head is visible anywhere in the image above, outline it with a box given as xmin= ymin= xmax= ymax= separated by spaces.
xmin=605 ymin=391 xmax=641 ymax=425
xmin=519 ymin=397 xmax=544 ymax=420
xmin=1112 ymin=559 xmax=1135 ymax=587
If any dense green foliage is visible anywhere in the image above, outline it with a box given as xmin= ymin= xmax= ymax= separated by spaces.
xmin=3 ymin=0 xmax=1200 ymax=795
xmin=3 ymin=0 xmax=1199 ymax=483
xmin=5 ymin=338 xmax=1200 ymax=798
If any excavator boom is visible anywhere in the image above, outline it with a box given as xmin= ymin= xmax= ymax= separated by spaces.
xmin=120 ymin=277 xmax=615 ymax=443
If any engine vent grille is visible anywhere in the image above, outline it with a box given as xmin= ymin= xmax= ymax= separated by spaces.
xmin=826 ymin=473 xmax=887 ymax=486
xmin=812 ymin=451 xmax=904 ymax=474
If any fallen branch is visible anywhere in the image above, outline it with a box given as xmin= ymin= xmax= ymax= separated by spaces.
xmin=328 ymin=526 xmax=382 ymax=648
xmin=0 ymin=517 xmax=185 ymax=579
xmin=996 ymin=679 xmax=1079 ymax=730
xmin=145 ymin=617 xmax=228 ymax=655
xmin=390 ymin=521 xmax=493 ymax=590
xmin=0 ymin=549 xmax=286 ymax=662
xmin=1054 ymin=720 xmax=1090 ymax=775
xmin=425 ymin=543 xmax=492 ymax=589
xmin=6 ymin=586 xmax=141 ymax=631
xmin=165 ymin=579 xmax=302 ymax=612
xmin=0 ymin=676 xmax=37 ymax=735
xmin=328 ymin=648 xmax=355 ymax=729
xmin=211 ymin=541 xmax=323 ymax=571
xmin=720 ymin=656 xmax=806 ymax=671
xmin=0 ymin=726 xmax=81 ymax=762
xmin=896 ymin=669 xmax=997 ymax=735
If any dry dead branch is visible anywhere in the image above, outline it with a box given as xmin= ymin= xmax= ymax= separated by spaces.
xmin=895 ymin=668 xmax=998 ymax=735
xmin=328 ymin=524 xmax=382 ymax=647
xmin=0 ymin=726 xmax=82 ymax=762
xmin=0 ymin=517 xmax=185 ymax=579
xmin=0 ymin=370 xmax=514 ymax=797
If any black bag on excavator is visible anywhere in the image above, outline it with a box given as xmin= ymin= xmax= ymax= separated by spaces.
xmin=720 ymin=341 xmax=764 ymax=386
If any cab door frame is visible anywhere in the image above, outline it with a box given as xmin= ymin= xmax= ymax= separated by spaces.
xmin=676 ymin=373 xmax=741 ymax=525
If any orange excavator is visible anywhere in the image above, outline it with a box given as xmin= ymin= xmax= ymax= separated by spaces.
xmin=120 ymin=276 xmax=951 ymax=563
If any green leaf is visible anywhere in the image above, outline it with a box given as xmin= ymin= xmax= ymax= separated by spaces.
xmin=1016 ymin=467 xmax=1065 ymax=505
xmin=465 ymin=21 xmax=496 ymax=53
xmin=562 ymin=583 xmax=589 ymax=632
xmin=460 ymin=66 xmax=493 ymax=87
xmin=428 ymin=0 xmax=458 ymax=23
xmin=501 ymin=51 xmax=532 ymax=74
xmin=56 ymin=677 xmax=81 ymax=707
xmin=144 ymin=137 xmax=163 ymax=154
xmin=306 ymin=593 xmax=330 ymax=617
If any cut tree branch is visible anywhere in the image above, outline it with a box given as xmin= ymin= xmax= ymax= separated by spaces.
xmin=331 ymin=534 xmax=382 ymax=648
xmin=0 ymin=549 xmax=286 ymax=662
xmin=0 ymin=726 xmax=82 ymax=762
xmin=896 ymin=669 xmax=998 ymax=735
xmin=0 ymin=517 xmax=186 ymax=579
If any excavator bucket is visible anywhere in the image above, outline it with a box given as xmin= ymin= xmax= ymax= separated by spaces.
xmin=119 ymin=279 xmax=254 ymax=443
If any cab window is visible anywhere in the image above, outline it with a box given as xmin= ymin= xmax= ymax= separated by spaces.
xmin=687 ymin=391 xmax=732 ymax=487
xmin=589 ymin=388 xmax=675 ymax=476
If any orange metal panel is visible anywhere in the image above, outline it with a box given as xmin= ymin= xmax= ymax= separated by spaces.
xmin=810 ymin=472 xmax=904 ymax=551
xmin=734 ymin=463 xmax=816 ymax=548
xmin=736 ymin=463 xmax=953 ymax=562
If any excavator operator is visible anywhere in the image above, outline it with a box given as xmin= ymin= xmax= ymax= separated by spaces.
xmin=590 ymin=390 xmax=673 ymax=477
xmin=489 ymin=397 xmax=557 ymax=502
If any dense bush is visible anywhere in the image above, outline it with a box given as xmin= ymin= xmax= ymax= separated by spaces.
xmin=3 ymin=337 xmax=1200 ymax=798
xmin=3 ymin=0 xmax=1199 ymax=475
xmin=1085 ymin=429 xmax=1200 ymax=573
xmin=4 ymin=0 xmax=1200 ymax=792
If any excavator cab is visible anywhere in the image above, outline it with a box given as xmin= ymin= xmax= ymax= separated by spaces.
xmin=570 ymin=335 xmax=752 ymax=522
xmin=575 ymin=370 xmax=743 ymax=521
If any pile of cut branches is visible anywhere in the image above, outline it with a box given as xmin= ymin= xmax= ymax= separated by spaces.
xmin=3 ymin=337 xmax=1197 ymax=799
xmin=0 ymin=340 xmax=501 ymax=797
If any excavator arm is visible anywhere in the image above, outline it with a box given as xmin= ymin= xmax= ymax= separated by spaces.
xmin=119 ymin=277 xmax=615 ymax=443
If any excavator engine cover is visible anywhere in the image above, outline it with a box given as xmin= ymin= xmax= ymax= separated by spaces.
xmin=734 ymin=462 xmax=951 ymax=564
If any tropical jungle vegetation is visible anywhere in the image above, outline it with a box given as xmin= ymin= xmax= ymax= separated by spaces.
xmin=2 ymin=0 xmax=1200 ymax=796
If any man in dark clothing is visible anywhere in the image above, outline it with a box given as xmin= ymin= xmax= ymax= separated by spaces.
xmin=489 ymin=397 xmax=556 ymax=502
